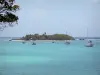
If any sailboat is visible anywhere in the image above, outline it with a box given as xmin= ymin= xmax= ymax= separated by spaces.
xmin=85 ymin=28 xmax=94 ymax=47
xmin=65 ymin=30 xmax=70 ymax=45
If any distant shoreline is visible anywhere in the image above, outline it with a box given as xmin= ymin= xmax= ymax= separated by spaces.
xmin=11 ymin=39 xmax=71 ymax=42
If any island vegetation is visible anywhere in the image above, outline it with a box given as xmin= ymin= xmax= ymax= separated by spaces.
xmin=18 ymin=33 xmax=74 ymax=40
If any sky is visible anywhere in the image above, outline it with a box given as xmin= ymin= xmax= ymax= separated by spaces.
xmin=0 ymin=0 xmax=100 ymax=37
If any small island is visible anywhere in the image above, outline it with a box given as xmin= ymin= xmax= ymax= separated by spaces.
xmin=13 ymin=33 xmax=74 ymax=41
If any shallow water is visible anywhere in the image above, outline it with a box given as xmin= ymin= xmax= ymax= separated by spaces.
xmin=0 ymin=40 xmax=100 ymax=75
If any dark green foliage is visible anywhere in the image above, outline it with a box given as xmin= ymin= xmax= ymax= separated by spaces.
xmin=21 ymin=33 xmax=74 ymax=40
xmin=0 ymin=12 xmax=18 ymax=22
xmin=0 ymin=0 xmax=19 ymax=30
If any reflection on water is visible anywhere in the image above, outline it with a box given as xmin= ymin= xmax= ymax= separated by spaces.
xmin=0 ymin=40 xmax=100 ymax=75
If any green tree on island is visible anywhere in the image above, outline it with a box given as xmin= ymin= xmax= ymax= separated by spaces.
xmin=20 ymin=34 xmax=75 ymax=40
xmin=0 ymin=0 xmax=19 ymax=30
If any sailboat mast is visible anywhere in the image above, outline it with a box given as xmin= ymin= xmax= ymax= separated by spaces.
xmin=87 ymin=28 xmax=88 ymax=40
xmin=66 ymin=29 xmax=68 ymax=35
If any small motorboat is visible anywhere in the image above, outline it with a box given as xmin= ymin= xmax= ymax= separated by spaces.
xmin=22 ymin=41 xmax=26 ymax=44
xmin=65 ymin=40 xmax=70 ymax=45
xmin=9 ymin=39 xmax=12 ymax=41
xmin=32 ymin=42 xmax=36 ymax=45
xmin=52 ymin=41 xmax=55 ymax=43
xmin=65 ymin=42 xmax=70 ymax=45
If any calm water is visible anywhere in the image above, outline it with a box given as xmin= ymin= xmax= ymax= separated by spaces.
xmin=0 ymin=40 xmax=100 ymax=75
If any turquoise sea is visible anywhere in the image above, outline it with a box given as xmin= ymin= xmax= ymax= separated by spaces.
xmin=0 ymin=40 xmax=100 ymax=75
